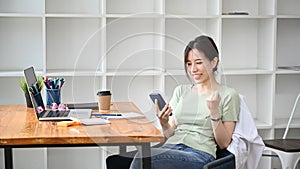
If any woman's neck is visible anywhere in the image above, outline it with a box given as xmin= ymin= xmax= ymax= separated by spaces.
xmin=193 ymin=79 xmax=221 ymax=94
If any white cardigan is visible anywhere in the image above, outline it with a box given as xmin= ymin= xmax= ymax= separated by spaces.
xmin=227 ymin=95 xmax=265 ymax=169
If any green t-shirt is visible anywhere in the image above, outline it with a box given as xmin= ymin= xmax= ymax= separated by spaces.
xmin=165 ymin=84 xmax=240 ymax=158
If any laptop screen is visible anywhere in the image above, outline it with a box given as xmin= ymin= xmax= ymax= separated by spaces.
xmin=24 ymin=67 xmax=37 ymax=87
xmin=24 ymin=67 xmax=45 ymax=114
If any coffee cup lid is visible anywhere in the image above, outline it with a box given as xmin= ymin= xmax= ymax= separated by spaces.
xmin=97 ymin=91 xmax=111 ymax=96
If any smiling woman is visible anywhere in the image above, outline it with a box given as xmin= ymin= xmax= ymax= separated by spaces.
xmin=184 ymin=36 xmax=219 ymax=88
xmin=128 ymin=35 xmax=240 ymax=169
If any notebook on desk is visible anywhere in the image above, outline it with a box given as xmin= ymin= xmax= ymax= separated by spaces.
xmin=24 ymin=66 xmax=92 ymax=121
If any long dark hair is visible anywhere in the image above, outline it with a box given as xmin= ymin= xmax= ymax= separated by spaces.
xmin=184 ymin=35 xmax=219 ymax=81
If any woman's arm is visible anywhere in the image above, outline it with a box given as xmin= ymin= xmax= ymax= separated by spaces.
xmin=160 ymin=116 xmax=176 ymax=138
xmin=211 ymin=121 xmax=235 ymax=149
xmin=206 ymin=91 xmax=236 ymax=149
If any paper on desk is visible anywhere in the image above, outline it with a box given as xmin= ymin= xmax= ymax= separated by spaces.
xmin=94 ymin=112 xmax=145 ymax=120
xmin=121 ymin=112 xmax=145 ymax=119
xmin=80 ymin=118 xmax=110 ymax=125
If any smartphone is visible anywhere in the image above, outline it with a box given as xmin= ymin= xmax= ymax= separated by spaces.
xmin=149 ymin=93 xmax=172 ymax=116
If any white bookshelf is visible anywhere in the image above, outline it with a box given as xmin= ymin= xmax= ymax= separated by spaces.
xmin=0 ymin=0 xmax=300 ymax=168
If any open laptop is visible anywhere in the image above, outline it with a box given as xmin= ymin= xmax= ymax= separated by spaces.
xmin=24 ymin=66 xmax=92 ymax=121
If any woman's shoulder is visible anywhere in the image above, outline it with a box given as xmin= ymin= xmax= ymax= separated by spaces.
xmin=219 ymin=86 xmax=240 ymax=99
xmin=174 ymin=84 xmax=192 ymax=92
xmin=221 ymin=86 xmax=238 ymax=94
xmin=172 ymin=84 xmax=192 ymax=97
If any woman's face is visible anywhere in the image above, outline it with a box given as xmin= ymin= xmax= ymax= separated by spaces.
xmin=186 ymin=49 xmax=216 ymax=85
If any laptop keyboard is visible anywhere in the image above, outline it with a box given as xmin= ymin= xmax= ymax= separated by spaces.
xmin=46 ymin=110 xmax=70 ymax=117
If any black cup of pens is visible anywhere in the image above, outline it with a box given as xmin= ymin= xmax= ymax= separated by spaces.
xmin=44 ymin=77 xmax=64 ymax=108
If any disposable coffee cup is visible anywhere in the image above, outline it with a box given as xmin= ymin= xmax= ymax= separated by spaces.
xmin=97 ymin=91 xmax=111 ymax=112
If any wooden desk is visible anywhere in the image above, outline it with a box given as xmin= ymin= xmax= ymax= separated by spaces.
xmin=0 ymin=102 xmax=164 ymax=169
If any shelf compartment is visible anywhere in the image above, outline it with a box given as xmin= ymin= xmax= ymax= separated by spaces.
xmin=46 ymin=0 xmax=101 ymax=15
xmin=106 ymin=0 xmax=162 ymax=15
xmin=46 ymin=18 xmax=103 ymax=72
xmin=106 ymin=17 xmax=163 ymax=71
xmin=277 ymin=0 xmax=300 ymax=16
xmin=106 ymin=75 xmax=163 ymax=113
xmin=45 ymin=76 xmax=103 ymax=103
xmin=221 ymin=18 xmax=275 ymax=70
xmin=0 ymin=0 xmax=44 ymax=14
xmin=165 ymin=18 xmax=219 ymax=70
xmin=222 ymin=0 xmax=275 ymax=16
xmin=0 ymin=17 xmax=43 ymax=71
xmin=221 ymin=74 xmax=273 ymax=127
xmin=165 ymin=0 xmax=219 ymax=16
xmin=0 ymin=77 xmax=27 ymax=105
xmin=275 ymin=118 xmax=300 ymax=129
xmin=274 ymin=128 xmax=300 ymax=139
xmin=276 ymin=19 xmax=300 ymax=68
xmin=258 ymin=129 xmax=273 ymax=139
xmin=275 ymin=74 xmax=300 ymax=126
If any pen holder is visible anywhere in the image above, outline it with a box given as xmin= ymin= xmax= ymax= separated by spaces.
xmin=46 ymin=89 xmax=61 ymax=108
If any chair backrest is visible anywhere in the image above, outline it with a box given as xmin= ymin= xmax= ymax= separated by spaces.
xmin=283 ymin=93 xmax=300 ymax=139
xmin=227 ymin=94 xmax=265 ymax=169
xmin=216 ymin=148 xmax=232 ymax=159
xmin=204 ymin=149 xmax=235 ymax=169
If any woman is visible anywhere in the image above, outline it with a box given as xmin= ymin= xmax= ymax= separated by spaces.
xmin=130 ymin=35 xmax=240 ymax=169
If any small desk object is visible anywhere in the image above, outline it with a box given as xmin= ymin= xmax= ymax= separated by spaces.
xmin=0 ymin=102 xmax=165 ymax=169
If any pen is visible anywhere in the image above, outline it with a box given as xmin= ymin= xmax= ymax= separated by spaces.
xmin=29 ymin=87 xmax=35 ymax=94
xmin=53 ymin=78 xmax=58 ymax=89
xmin=50 ymin=80 xmax=55 ymax=89
xmin=30 ymin=85 xmax=37 ymax=94
xmin=58 ymin=78 xmax=64 ymax=89
xmin=33 ymin=83 xmax=39 ymax=93
xmin=44 ymin=81 xmax=50 ymax=89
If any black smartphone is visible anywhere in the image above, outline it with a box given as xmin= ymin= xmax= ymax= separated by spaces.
xmin=149 ymin=93 xmax=172 ymax=116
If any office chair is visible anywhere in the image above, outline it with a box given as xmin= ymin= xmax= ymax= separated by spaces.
xmin=264 ymin=93 xmax=300 ymax=169
xmin=106 ymin=145 xmax=235 ymax=169
xmin=203 ymin=149 xmax=235 ymax=169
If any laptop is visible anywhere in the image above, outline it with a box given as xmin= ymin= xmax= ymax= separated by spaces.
xmin=24 ymin=66 xmax=92 ymax=121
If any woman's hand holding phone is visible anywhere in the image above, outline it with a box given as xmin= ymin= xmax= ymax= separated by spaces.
xmin=155 ymin=99 xmax=173 ymax=126
xmin=149 ymin=93 xmax=173 ymax=126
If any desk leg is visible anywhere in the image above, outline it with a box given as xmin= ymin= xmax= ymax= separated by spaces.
xmin=4 ymin=147 xmax=13 ymax=169
xmin=119 ymin=145 xmax=127 ymax=155
xmin=140 ymin=143 xmax=151 ymax=169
